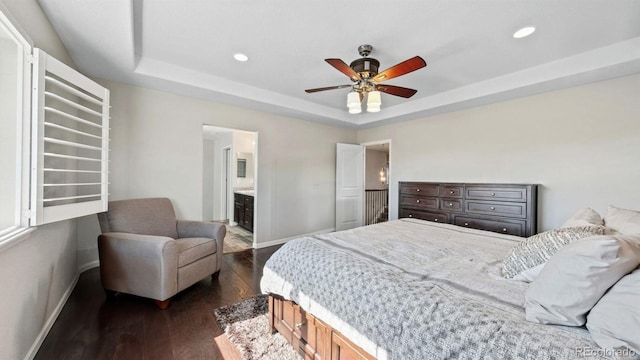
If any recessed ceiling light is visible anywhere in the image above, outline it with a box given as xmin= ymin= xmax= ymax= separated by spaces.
xmin=513 ymin=26 xmax=536 ymax=39
xmin=233 ymin=53 xmax=249 ymax=62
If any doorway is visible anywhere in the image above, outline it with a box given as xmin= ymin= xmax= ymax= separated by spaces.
xmin=202 ymin=125 xmax=257 ymax=252
xmin=335 ymin=140 xmax=391 ymax=231
xmin=363 ymin=141 xmax=390 ymax=225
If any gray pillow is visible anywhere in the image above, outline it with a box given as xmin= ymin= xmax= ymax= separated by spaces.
xmin=560 ymin=207 xmax=604 ymax=228
xmin=605 ymin=205 xmax=640 ymax=235
xmin=524 ymin=234 xmax=640 ymax=326
xmin=502 ymin=226 xmax=605 ymax=279
xmin=587 ymin=267 xmax=640 ymax=354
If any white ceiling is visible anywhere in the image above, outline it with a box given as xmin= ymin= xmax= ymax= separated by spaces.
xmin=38 ymin=0 xmax=640 ymax=128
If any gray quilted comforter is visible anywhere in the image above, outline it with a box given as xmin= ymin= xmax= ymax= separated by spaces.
xmin=260 ymin=219 xmax=607 ymax=360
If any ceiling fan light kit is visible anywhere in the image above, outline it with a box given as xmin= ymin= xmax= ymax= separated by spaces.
xmin=367 ymin=91 xmax=381 ymax=112
xmin=306 ymin=44 xmax=427 ymax=114
xmin=347 ymin=91 xmax=362 ymax=114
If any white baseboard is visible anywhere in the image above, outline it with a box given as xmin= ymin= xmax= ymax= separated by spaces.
xmin=24 ymin=258 xmax=100 ymax=360
xmin=254 ymin=227 xmax=335 ymax=249
xmin=24 ymin=272 xmax=79 ymax=360
xmin=78 ymin=259 xmax=100 ymax=274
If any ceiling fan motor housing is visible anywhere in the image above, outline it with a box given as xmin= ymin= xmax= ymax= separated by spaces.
xmin=350 ymin=57 xmax=379 ymax=78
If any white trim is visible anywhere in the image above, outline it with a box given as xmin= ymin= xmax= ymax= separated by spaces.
xmin=221 ymin=145 xmax=231 ymax=222
xmin=24 ymin=271 xmax=80 ymax=360
xmin=78 ymin=259 xmax=100 ymax=274
xmin=23 ymin=258 xmax=100 ymax=360
xmin=0 ymin=227 xmax=36 ymax=252
xmin=254 ymin=227 xmax=335 ymax=249
xmin=250 ymin=133 xmax=258 ymax=248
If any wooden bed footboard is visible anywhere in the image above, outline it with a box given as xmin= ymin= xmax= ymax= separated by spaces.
xmin=269 ymin=294 xmax=376 ymax=360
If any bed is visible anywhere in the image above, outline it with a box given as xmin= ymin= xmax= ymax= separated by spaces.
xmin=260 ymin=183 xmax=640 ymax=360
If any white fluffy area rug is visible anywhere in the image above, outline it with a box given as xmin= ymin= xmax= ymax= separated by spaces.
xmin=214 ymin=294 xmax=302 ymax=360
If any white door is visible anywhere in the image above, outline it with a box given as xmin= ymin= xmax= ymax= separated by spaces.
xmin=336 ymin=143 xmax=365 ymax=231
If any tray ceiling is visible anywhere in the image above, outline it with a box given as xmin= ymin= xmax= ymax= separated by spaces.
xmin=38 ymin=0 xmax=640 ymax=128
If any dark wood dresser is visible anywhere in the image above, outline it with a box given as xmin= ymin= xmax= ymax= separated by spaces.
xmin=399 ymin=182 xmax=538 ymax=237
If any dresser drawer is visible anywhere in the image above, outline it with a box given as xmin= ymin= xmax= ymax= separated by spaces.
xmin=400 ymin=183 xmax=439 ymax=196
xmin=440 ymin=185 xmax=463 ymax=198
xmin=400 ymin=209 xmax=448 ymax=223
xmin=400 ymin=195 xmax=438 ymax=210
xmin=465 ymin=200 xmax=527 ymax=218
xmin=440 ymin=199 xmax=462 ymax=211
xmin=465 ymin=186 xmax=528 ymax=202
xmin=454 ymin=216 xmax=526 ymax=237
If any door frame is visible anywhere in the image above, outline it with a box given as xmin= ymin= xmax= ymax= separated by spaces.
xmin=361 ymin=139 xmax=392 ymax=223
xmin=203 ymin=125 xmax=258 ymax=247
xmin=221 ymin=146 xmax=231 ymax=223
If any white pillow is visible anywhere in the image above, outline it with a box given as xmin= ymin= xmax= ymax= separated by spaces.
xmin=605 ymin=205 xmax=640 ymax=235
xmin=560 ymin=207 xmax=604 ymax=228
xmin=524 ymin=234 xmax=640 ymax=326
xmin=587 ymin=267 xmax=640 ymax=354
xmin=502 ymin=226 xmax=605 ymax=280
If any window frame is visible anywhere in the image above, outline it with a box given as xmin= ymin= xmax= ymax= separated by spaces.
xmin=0 ymin=5 xmax=33 ymax=246
xmin=0 ymin=4 xmax=110 ymax=246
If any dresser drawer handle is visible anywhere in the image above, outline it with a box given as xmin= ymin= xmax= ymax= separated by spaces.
xmin=502 ymin=228 xmax=507 ymax=232
xmin=416 ymin=189 xmax=420 ymax=192
xmin=295 ymin=321 xmax=306 ymax=329
xmin=449 ymin=202 xmax=453 ymax=206
xmin=409 ymin=214 xmax=413 ymax=218
xmin=449 ymin=190 xmax=454 ymax=194
xmin=416 ymin=200 xmax=421 ymax=203
xmin=464 ymin=222 xmax=469 ymax=226
xmin=434 ymin=218 xmax=438 ymax=222
xmin=490 ymin=206 xmax=495 ymax=210
xmin=491 ymin=192 xmax=496 ymax=196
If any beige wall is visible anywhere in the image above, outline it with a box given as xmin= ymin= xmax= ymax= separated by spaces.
xmin=0 ymin=1 xmax=79 ymax=359
xmin=76 ymin=80 xmax=358 ymax=252
xmin=358 ymin=73 xmax=640 ymax=231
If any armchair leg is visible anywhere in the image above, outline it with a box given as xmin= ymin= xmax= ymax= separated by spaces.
xmin=154 ymin=299 xmax=171 ymax=310
xmin=211 ymin=270 xmax=220 ymax=281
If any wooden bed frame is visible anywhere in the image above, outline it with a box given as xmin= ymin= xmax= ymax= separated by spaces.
xmin=269 ymin=294 xmax=375 ymax=360
xmin=268 ymin=182 xmax=539 ymax=359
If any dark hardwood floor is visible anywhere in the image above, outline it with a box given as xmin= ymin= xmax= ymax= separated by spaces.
xmin=34 ymin=245 xmax=281 ymax=360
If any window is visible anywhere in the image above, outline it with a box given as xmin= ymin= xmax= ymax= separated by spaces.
xmin=30 ymin=49 xmax=110 ymax=225
xmin=0 ymin=7 xmax=110 ymax=241
xmin=0 ymin=8 xmax=31 ymax=239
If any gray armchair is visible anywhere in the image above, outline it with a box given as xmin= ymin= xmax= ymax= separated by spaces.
xmin=97 ymin=198 xmax=225 ymax=309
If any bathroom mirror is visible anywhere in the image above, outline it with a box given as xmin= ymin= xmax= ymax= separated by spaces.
xmin=237 ymin=152 xmax=253 ymax=178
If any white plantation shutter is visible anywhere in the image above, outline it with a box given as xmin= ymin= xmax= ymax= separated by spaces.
xmin=30 ymin=48 xmax=109 ymax=226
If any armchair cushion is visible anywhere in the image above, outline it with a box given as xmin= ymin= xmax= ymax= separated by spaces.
xmin=177 ymin=237 xmax=217 ymax=267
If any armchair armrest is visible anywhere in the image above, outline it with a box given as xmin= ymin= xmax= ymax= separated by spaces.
xmin=177 ymin=221 xmax=226 ymax=272
xmin=98 ymin=232 xmax=178 ymax=300
xmin=177 ymin=220 xmax=226 ymax=240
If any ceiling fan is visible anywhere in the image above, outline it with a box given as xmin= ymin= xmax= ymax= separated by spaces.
xmin=305 ymin=44 xmax=427 ymax=114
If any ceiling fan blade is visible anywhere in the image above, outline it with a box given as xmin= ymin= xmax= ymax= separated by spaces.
xmin=375 ymin=84 xmax=418 ymax=98
xmin=325 ymin=58 xmax=362 ymax=81
xmin=305 ymin=84 xmax=353 ymax=93
xmin=373 ymin=56 xmax=426 ymax=82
